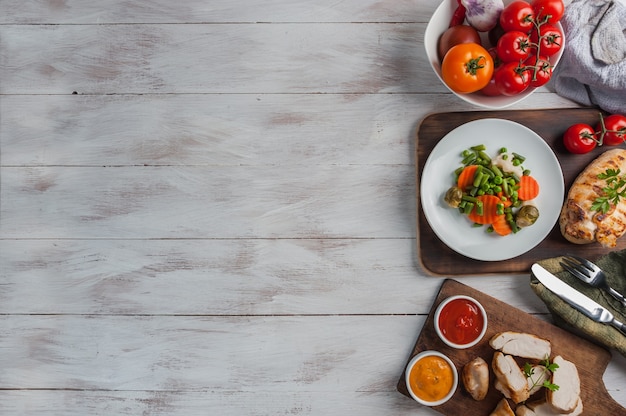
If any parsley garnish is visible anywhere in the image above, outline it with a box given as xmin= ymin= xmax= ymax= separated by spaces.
xmin=523 ymin=357 xmax=560 ymax=392
xmin=591 ymin=169 xmax=626 ymax=214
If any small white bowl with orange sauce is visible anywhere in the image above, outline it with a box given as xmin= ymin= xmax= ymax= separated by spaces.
xmin=405 ymin=350 xmax=458 ymax=406
xmin=434 ymin=295 xmax=488 ymax=349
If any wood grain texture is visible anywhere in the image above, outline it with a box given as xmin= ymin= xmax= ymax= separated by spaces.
xmin=0 ymin=0 xmax=437 ymax=24
xmin=0 ymin=94 xmax=575 ymax=167
xmin=1 ymin=0 xmax=624 ymax=415
xmin=0 ymin=239 xmax=552 ymax=315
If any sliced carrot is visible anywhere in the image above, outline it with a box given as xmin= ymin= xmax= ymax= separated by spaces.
xmin=518 ymin=175 xmax=539 ymax=201
xmin=457 ymin=165 xmax=479 ymax=190
xmin=496 ymin=192 xmax=512 ymax=207
xmin=492 ymin=214 xmax=513 ymax=236
xmin=467 ymin=194 xmax=501 ymax=225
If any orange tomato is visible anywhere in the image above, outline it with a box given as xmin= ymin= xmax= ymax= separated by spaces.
xmin=441 ymin=43 xmax=494 ymax=94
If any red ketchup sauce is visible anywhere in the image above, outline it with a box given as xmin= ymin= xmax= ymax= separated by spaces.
xmin=437 ymin=298 xmax=484 ymax=345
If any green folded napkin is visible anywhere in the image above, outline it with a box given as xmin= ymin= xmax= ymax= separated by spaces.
xmin=530 ymin=249 xmax=626 ymax=357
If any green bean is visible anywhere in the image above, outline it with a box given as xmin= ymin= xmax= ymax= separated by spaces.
xmin=454 ymin=166 xmax=465 ymax=176
xmin=513 ymin=152 xmax=526 ymax=162
xmin=462 ymin=195 xmax=478 ymax=202
xmin=473 ymin=172 xmax=484 ymax=188
xmin=478 ymin=150 xmax=491 ymax=163
xmin=490 ymin=165 xmax=503 ymax=177
xmin=502 ymin=179 xmax=509 ymax=196
xmin=463 ymin=202 xmax=474 ymax=215
xmin=475 ymin=201 xmax=484 ymax=216
xmin=462 ymin=154 xmax=477 ymax=165
xmin=471 ymin=144 xmax=486 ymax=151
xmin=482 ymin=168 xmax=495 ymax=178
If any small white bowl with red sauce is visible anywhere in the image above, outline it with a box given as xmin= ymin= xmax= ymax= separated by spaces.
xmin=434 ymin=295 xmax=487 ymax=349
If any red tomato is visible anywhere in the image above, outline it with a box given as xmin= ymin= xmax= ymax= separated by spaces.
xmin=563 ymin=124 xmax=597 ymax=154
xmin=500 ymin=0 xmax=535 ymax=33
xmin=531 ymin=0 xmax=564 ymax=24
xmin=480 ymin=74 xmax=502 ymax=96
xmin=438 ymin=24 xmax=482 ymax=62
xmin=441 ymin=43 xmax=494 ymax=94
xmin=527 ymin=55 xmax=552 ymax=87
xmin=497 ymin=31 xmax=531 ymax=63
xmin=598 ymin=114 xmax=626 ymax=146
xmin=480 ymin=48 xmax=502 ymax=96
xmin=495 ymin=62 xmax=531 ymax=96
xmin=530 ymin=24 xmax=563 ymax=57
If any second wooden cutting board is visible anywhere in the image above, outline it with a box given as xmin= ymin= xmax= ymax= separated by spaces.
xmin=396 ymin=279 xmax=624 ymax=415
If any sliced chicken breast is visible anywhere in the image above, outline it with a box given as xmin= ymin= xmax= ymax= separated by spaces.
xmin=560 ymin=148 xmax=626 ymax=247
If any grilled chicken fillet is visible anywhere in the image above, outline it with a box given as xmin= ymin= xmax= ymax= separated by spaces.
xmin=559 ymin=148 xmax=626 ymax=247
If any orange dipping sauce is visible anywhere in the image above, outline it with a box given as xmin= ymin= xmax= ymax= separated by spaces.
xmin=437 ymin=298 xmax=484 ymax=345
xmin=407 ymin=355 xmax=454 ymax=402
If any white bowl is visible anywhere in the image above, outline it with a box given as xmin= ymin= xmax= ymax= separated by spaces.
xmin=434 ymin=295 xmax=488 ymax=349
xmin=405 ymin=350 xmax=458 ymax=406
xmin=424 ymin=0 xmax=565 ymax=109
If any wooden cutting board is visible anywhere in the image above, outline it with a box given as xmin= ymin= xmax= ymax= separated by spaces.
xmin=396 ymin=279 xmax=624 ymax=415
xmin=417 ymin=108 xmax=626 ymax=276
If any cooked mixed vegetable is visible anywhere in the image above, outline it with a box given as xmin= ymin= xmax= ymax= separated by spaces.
xmin=445 ymin=145 xmax=540 ymax=235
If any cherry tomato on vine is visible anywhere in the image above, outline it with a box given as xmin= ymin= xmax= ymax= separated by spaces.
xmin=563 ymin=124 xmax=597 ymax=154
xmin=597 ymin=114 xmax=626 ymax=146
xmin=500 ymin=0 xmax=535 ymax=33
xmin=441 ymin=43 xmax=494 ymax=94
xmin=527 ymin=55 xmax=552 ymax=87
xmin=495 ymin=62 xmax=531 ymax=96
xmin=531 ymin=0 xmax=564 ymax=24
xmin=529 ymin=24 xmax=563 ymax=57
xmin=497 ymin=31 xmax=531 ymax=63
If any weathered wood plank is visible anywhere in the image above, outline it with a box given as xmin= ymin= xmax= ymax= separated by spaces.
xmin=0 ymin=23 xmax=427 ymax=94
xmin=0 ymin=390 xmax=434 ymax=416
xmin=0 ymin=315 xmax=423 ymax=390
xmin=0 ymin=315 xmax=623 ymax=414
xmin=0 ymin=239 xmax=553 ymax=315
xmin=0 ymin=164 xmax=416 ymax=238
xmin=0 ymin=0 xmax=436 ymax=24
xmin=0 ymin=94 xmax=578 ymax=167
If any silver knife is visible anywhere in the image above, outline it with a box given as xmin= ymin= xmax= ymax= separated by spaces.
xmin=531 ymin=263 xmax=626 ymax=336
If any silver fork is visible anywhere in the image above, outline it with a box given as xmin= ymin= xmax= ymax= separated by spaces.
xmin=560 ymin=255 xmax=626 ymax=308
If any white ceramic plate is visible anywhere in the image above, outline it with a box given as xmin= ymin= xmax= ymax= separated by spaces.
xmin=420 ymin=119 xmax=564 ymax=261
xmin=424 ymin=0 xmax=564 ymax=109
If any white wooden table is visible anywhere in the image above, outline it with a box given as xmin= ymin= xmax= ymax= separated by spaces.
xmin=1 ymin=1 xmax=624 ymax=414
